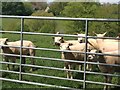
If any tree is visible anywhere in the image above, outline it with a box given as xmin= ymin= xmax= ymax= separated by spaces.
xmin=24 ymin=11 xmax=56 ymax=33
xmin=61 ymin=2 xmax=100 ymax=34
xmin=89 ymin=3 xmax=119 ymax=36
xmin=2 ymin=2 xmax=33 ymax=16
xmin=31 ymin=2 xmax=48 ymax=11
xmin=48 ymin=2 xmax=68 ymax=16
xmin=23 ymin=2 xmax=34 ymax=16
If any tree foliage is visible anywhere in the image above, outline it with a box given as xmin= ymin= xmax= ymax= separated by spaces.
xmin=89 ymin=3 xmax=119 ymax=36
xmin=2 ymin=2 xmax=33 ymax=16
xmin=2 ymin=2 xmax=119 ymax=36
xmin=31 ymin=2 xmax=47 ymax=11
xmin=60 ymin=2 xmax=118 ymax=36
xmin=61 ymin=2 xmax=100 ymax=34
xmin=24 ymin=11 xmax=56 ymax=33
xmin=48 ymin=2 xmax=68 ymax=16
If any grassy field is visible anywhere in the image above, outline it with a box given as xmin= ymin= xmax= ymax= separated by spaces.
xmin=1 ymin=33 xmax=119 ymax=89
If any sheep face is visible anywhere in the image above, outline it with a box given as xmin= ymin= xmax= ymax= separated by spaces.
xmin=60 ymin=43 xmax=73 ymax=51
xmin=88 ymin=49 xmax=98 ymax=62
xmin=77 ymin=34 xmax=85 ymax=43
xmin=0 ymin=38 xmax=8 ymax=48
xmin=53 ymin=36 xmax=64 ymax=46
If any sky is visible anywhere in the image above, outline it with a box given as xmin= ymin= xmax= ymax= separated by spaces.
xmin=23 ymin=0 xmax=120 ymax=4
xmin=47 ymin=0 xmax=119 ymax=3
xmin=99 ymin=0 xmax=119 ymax=3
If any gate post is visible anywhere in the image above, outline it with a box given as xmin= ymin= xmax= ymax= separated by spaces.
xmin=19 ymin=18 xmax=24 ymax=80
xmin=83 ymin=20 xmax=89 ymax=89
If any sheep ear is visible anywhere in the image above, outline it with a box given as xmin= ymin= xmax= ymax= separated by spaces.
xmin=92 ymin=31 xmax=96 ymax=35
xmin=103 ymin=32 xmax=107 ymax=36
xmin=3 ymin=38 xmax=8 ymax=45
xmin=61 ymin=37 xmax=63 ymax=39
xmin=5 ymin=38 xmax=8 ymax=41
xmin=96 ymin=50 xmax=102 ymax=53
xmin=56 ymin=32 xmax=60 ymax=34
xmin=94 ymin=32 xmax=97 ymax=35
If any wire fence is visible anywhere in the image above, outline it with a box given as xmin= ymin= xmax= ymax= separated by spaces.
xmin=0 ymin=15 xmax=120 ymax=89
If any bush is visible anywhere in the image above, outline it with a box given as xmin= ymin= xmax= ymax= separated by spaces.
xmin=25 ymin=11 xmax=56 ymax=33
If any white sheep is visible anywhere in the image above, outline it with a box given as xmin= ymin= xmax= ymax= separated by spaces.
xmin=53 ymin=32 xmax=80 ymax=46
xmin=0 ymin=38 xmax=36 ymax=72
xmin=88 ymin=49 xmax=120 ymax=90
xmin=60 ymin=42 xmax=93 ymax=79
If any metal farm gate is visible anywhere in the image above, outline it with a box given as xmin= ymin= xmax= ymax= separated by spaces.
xmin=0 ymin=15 xmax=120 ymax=89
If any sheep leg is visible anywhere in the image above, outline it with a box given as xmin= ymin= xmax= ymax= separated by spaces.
xmin=29 ymin=57 xmax=35 ymax=72
xmin=69 ymin=64 xmax=73 ymax=79
xmin=66 ymin=63 xmax=72 ymax=79
xmin=65 ymin=63 xmax=70 ymax=79
xmin=78 ymin=64 xmax=82 ymax=71
xmin=70 ymin=64 xmax=76 ymax=79
xmin=86 ymin=64 xmax=89 ymax=70
xmin=64 ymin=62 xmax=68 ymax=69
xmin=104 ymin=75 xmax=110 ymax=90
xmin=86 ymin=64 xmax=92 ymax=71
xmin=11 ymin=57 xmax=16 ymax=70
xmin=107 ymin=76 xmax=112 ymax=90
xmin=66 ymin=63 xmax=75 ymax=79
xmin=21 ymin=57 xmax=25 ymax=72
xmin=69 ymin=64 xmax=74 ymax=79
xmin=29 ymin=49 xmax=36 ymax=72
xmin=5 ymin=56 xmax=10 ymax=70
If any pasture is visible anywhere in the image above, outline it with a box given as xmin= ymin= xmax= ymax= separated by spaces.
xmin=1 ymin=33 xmax=119 ymax=89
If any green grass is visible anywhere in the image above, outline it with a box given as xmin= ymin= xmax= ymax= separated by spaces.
xmin=2 ymin=18 xmax=21 ymax=31
xmin=1 ymin=33 xmax=119 ymax=89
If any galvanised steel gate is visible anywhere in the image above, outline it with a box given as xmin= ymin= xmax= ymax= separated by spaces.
xmin=0 ymin=15 xmax=120 ymax=89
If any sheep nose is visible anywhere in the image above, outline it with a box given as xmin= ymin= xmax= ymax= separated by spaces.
xmin=79 ymin=40 xmax=83 ymax=43
xmin=54 ymin=42 xmax=60 ymax=46
xmin=88 ymin=56 xmax=93 ymax=60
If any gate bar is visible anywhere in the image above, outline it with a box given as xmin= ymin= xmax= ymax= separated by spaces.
xmin=19 ymin=18 xmax=24 ymax=80
xmin=0 ymin=15 xmax=120 ymax=22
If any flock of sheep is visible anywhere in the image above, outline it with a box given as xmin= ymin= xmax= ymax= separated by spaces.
xmin=53 ymin=32 xmax=120 ymax=90
xmin=0 ymin=32 xmax=120 ymax=90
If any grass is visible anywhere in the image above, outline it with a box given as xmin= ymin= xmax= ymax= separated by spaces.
xmin=2 ymin=18 xmax=21 ymax=31
xmin=1 ymin=33 xmax=119 ymax=89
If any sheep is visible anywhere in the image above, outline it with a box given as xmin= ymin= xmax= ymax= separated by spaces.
xmin=53 ymin=32 xmax=80 ymax=46
xmin=0 ymin=38 xmax=36 ymax=72
xmin=60 ymin=42 xmax=93 ymax=79
xmin=53 ymin=32 xmax=83 ymax=72
xmin=88 ymin=49 xmax=120 ymax=90
xmin=77 ymin=32 xmax=108 ymax=71
xmin=77 ymin=32 xmax=107 ymax=43
xmin=77 ymin=33 xmax=86 ymax=43
xmin=53 ymin=32 xmax=93 ymax=72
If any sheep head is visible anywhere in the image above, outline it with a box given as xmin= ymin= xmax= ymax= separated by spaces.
xmin=87 ymin=49 xmax=101 ymax=62
xmin=53 ymin=32 xmax=64 ymax=46
xmin=77 ymin=34 xmax=85 ymax=43
xmin=60 ymin=43 xmax=73 ymax=51
xmin=0 ymin=38 xmax=8 ymax=48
